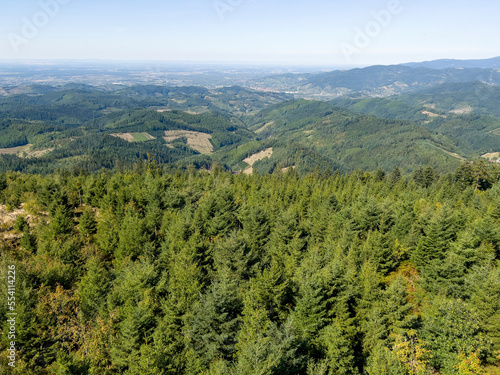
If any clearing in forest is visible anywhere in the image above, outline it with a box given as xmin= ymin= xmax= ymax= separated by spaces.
xmin=422 ymin=111 xmax=446 ymax=118
xmin=242 ymin=148 xmax=273 ymax=174
xmin=0 ymin=144 xmax=53 ymax=158
xmin=164 ymin=130 xmax=213 ymax=154
xmin=110 ymin=132 xmax=156 ymax=142
xmin=0 ymin=144 xmax=32 ymax=155
xmin=450 ymin=105 xmax=473 ymax=115
xmin=482 ymin=152 xmax=500 ymax=160
xmin=255 ymin=121 xmax=275 ymax=134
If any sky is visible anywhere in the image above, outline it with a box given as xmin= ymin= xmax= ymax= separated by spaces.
xmin=0 ymin=0 xmax=498 ymax=67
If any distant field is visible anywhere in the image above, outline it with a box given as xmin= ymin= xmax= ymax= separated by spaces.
xmin=0 ymin=144 xmax=31 ymax=155
xmin=0 ymin=144 xmax=54 ymax=158
xmin=450 ymin=105 xmax=473 ymax=115
xmin=482 ymin=152 xmax=500 ymax=160
xmin=164 ymin=130 xmax=213 ymax=154
xmin=422 ymin=110 xmax=446 ymax=118
xmin=110 ymin=132 xmax=156 ymax=142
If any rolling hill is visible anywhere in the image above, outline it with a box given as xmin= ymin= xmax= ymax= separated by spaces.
xmin=248 ymin=65 xmax=500 ymax=99
xmin=2 ymin=78 xmax=500 ymax=175
xmin=243 ymin=99 xmax=467 ymax=174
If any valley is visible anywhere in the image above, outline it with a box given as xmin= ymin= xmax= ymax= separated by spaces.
xmin=1 ymin=61 xmax=500 ymax=175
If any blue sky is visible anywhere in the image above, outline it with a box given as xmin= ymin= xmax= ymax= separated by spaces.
xmin=0 ymin=0 xmax=498 ymax=66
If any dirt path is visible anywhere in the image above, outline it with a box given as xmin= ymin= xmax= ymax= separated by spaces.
xmin=431 ymin=145 xmax=467 ymax=161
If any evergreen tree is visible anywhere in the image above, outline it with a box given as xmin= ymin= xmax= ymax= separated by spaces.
xmin=20 ymin=226 xmax=37 ymax=253
xmin=236 ymin=295 xmax=302 ymax=375
xmin=291 ymin=280 xmax=327 ymax=342
xmin=14 ymin=215 xmax=29 ymax=232
xmin=79 ymin=207 xmax=97 ymax=239
xmin=50 ymin=205 xmax=74 ymax=238
xmin=389 ymin=167 xmax=402 ymax=185
xmin=468 ymin=266 xmax=500 ymax=364
xmin=187 ymin=272 xmax=242 ymax=372
xmin=96 ymin=208 xmax=119 ymax=259
xmin=319 ymin=301 xmax=359 ymax=375
xmin=375 ymin=168 xmax=386 ymax=182
xmin=241 ymin=205 xmax=271 ymax=256
xmin=116 ymin=204 xmax=146 ymax=262
xmin=411 ymin=205 xmax=456 ymax=268
xmin=78 ymin=257 xmax=109 ymax=321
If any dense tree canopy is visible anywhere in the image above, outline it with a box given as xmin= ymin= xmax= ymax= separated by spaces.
xmin=1 ymin=163 xmax=500 ymax=374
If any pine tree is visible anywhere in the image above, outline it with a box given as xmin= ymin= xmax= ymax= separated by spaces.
xmin=241 ymin=205 xmax=270 ymax=256
xmin=152 ymin=240 xmax=203 ymax=374
xmin=319 ymin=301 xmax=360 ymax=375
xmin=108 ymin=259 xmax=157 ymax=373
xmin=0 ymin=173 xmax=7 ymax=192
xmin=375 ymin=168 xmax=386 ymax=182
xmin=411 ymin=205 xmax=456 ymax=268
xmin=115 ymin=204 xmax=146 ymax=263
xmin=468 ymin=266 xmax=500 ymax=364
xmin=50 ymin=205 xmax=74 ymax=238
xmin=78 ymin=257 xmax=109 ymax=321
xmin=421 ymin=298 xmax=488 ymax=372
xmin=14 ymin=215 xmax=29 ymax=232
xmin=291 ymin=280 xmax=327 ymax=342
xmin=187 ymin=272 xmax=242 ymax=372
xmin=199 ymin=188 xmax=239 ymax=238
xmin=96 ymin=208 xmax=119 ymax=259
xmin=79 ymin=207 xmax=97 ymax=239
xmin=236 ymin=294 xmax=302 ymax=375
xmin=20 ymin=226 xmax=37 ymax=253
xmin=389 ymin=167 xmax=402 ymax=185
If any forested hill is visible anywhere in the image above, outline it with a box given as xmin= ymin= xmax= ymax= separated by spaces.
xmin=2 ymin=83 xmax=500 ymax=176
xmin=1 ymin=163 xmax=500 ymax=373
xmin=243 ymin=99 xmax=500 ymax=174
xmin=247 ymin=65 xmax=500 ymax=99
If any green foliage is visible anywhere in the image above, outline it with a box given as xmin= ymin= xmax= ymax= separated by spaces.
xmin=319 ymin=301 xmax=360 ymax=374
xmin=79 ymin=207 xmax=97 ymax=238
xmin=0 ymin=165 xmax=499 ymax=374
xmin=467 ymin=266 xmax=500 ymax=364
xmin=187 ymin=274 xmax=242 ymax=371
xmin=421 ymin=298 xmax=488 ymax=372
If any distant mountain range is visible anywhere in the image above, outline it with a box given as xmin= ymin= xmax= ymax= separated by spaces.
xmin=247 ymin=57 xmax=500 ymax=99
xmin=402 ymin=56 xmax=500 ymax=69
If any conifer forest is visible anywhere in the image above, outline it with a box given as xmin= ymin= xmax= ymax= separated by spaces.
xmin=1 ymin=160 xmax=500 ymax=374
